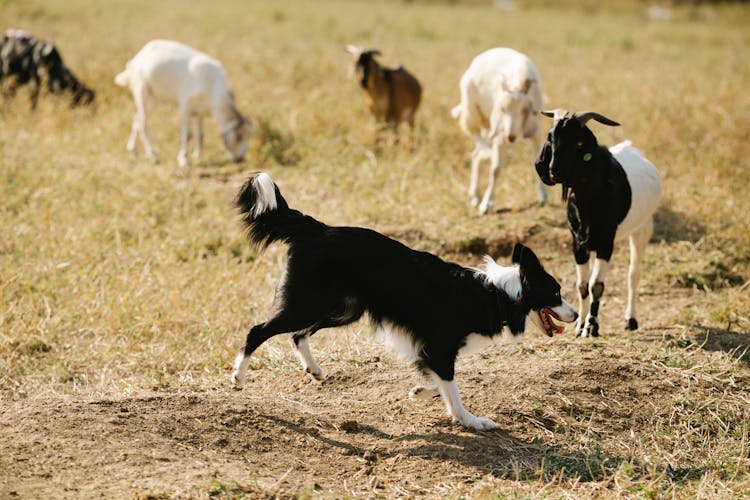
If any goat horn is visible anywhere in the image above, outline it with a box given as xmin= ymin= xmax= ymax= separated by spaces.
xmin=572 ymin=111 xmax=620 ymax=127
xmin=541 ymin=109 xmax=568 ymax=120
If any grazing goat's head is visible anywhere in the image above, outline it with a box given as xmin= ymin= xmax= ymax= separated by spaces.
xmin=345 ymin=45 xmax=381 ymax=89
xmin=535 ymin=109 xmax=620 ymax=186
xmin=223 ymin=110 xmax=253 ymax=163
xmin=35 ymin=42 xmax=96 ymax=106
xmin=71 ymin=84 xmax=95 ymax=106
xmin=492 ymin=78 xmax=538 ymax=144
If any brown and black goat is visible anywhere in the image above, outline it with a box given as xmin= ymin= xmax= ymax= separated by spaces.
xmin=345 ymin=45 xmax=422 ymax=142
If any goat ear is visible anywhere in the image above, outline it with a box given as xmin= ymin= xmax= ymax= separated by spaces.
xmin=573 ymin=111 xmax=620 ymax=127
xmin=541 ymin=108 xmax=568 ymax=120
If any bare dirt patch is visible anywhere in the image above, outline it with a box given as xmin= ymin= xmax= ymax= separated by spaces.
xmin=2 ymin=328 xmax=747 ymax=498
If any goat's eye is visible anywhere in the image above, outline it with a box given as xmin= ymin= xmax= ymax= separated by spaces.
xmin=576 ymin=141 xmax=583 ymax=147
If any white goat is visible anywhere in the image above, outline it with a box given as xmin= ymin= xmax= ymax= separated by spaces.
xmin=115 ymin=39 xmax=252 ymax=166
xmin=452 ymin=47 xmax=548 ymax=214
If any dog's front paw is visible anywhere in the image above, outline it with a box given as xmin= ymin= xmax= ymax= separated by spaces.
xmin=408 ymin=385 xmax=439 ymax=400
xmin=306 ymin=367 xmax=326 ymax=381
xmin=231 ymin=370 xmax=245 ymax=389
xmin=453 ymin=412 xmax=497 ymax=431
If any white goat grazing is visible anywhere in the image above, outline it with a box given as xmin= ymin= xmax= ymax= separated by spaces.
xmin=452 ymin=48 xmax=548 ymax=214
xmin=115 ymin=39 xmax=252 ymax=167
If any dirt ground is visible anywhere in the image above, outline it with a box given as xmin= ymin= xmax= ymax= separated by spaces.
xmin=2 ymin=297 xmax=747 ymax=498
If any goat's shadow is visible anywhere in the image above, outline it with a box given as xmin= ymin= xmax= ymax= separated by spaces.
xmin=653 ymin=203 xmax=706 ymax=244
xmin=192 ymin=160 xmax=248 ymax=182
xmin=687 ymin=325 xmax=750 ymax=364
xmin=260 ymin=413 xmax=630 ymax=482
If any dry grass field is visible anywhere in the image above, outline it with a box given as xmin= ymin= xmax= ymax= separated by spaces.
xmin=2 ymin=0 xmax=750 ymax=497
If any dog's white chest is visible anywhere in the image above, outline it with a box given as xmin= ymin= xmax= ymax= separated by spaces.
xmin=376 ymin=321 xmax=423 ymax=363
xmin=458 ymin=330 xmax=522 ymax=357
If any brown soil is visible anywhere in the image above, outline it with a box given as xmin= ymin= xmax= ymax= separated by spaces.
xmin=3 ymin=323 xmax=746 ymax=498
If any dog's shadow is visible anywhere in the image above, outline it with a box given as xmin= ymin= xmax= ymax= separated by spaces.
xmin=260 ymin=413 xmax=627 ymax=482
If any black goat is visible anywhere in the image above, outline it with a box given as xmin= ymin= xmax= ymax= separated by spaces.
xmin=0 ymin=29 xmax=95 ymax=109
xmin=535 ymin=109 xmax=662 ymax=337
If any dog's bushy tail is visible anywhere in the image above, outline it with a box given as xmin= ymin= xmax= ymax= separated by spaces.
xmin=235 ymin=172 xmax=326 ymax=249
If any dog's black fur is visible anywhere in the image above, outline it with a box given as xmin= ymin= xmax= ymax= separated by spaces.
xmin=231 ymin=173 xmax=575 ymax=428
xmin=0 ymin=29 xmax=95 ymax=109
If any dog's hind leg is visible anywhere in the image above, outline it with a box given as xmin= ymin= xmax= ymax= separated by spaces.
xmin=290 ymin=298 xmax=365 ymax=381
xmin=291 ymin=330 xmax=325 ymax=381
xmin=232 ymin=314 xmax=318 ymax=388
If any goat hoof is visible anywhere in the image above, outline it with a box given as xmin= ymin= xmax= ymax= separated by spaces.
xmin=574 ymin=320 xmax=584 ymax=337
xmin=582 ymin=318 xmax=599 ymax=338
xmin=625 ymin=318 xmax=638 ymax=331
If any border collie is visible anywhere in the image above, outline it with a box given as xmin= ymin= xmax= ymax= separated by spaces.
xmin=231 ymin=173 xmax=577 ymax=430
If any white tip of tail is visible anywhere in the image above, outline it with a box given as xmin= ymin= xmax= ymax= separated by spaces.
xmin=253 ymin=172 xmax=278 ymax=217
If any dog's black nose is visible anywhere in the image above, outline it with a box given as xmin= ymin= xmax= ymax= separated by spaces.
xmin=572 ymin=311 xmax=579 ymax=321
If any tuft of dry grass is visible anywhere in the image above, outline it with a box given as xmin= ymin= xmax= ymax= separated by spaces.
xmin=1 ymin=0 xmax=749 ymax=497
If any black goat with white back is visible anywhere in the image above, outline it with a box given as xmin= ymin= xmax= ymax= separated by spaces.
xmin=0 ymin=29 xmax=95 ymax=109
xmin=535 ymin=109 xmax=662 ymax=337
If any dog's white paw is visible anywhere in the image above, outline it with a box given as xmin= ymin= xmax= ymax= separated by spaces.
xmin=454 ymin=413 xmax=497 ymax=431
xmin=408 ymin=385 xmax=439 ymax=400
xmin=231 ymin=370 xmax=245 ymax=389
xmin=306 ymin=367 xmax=326 ymax=381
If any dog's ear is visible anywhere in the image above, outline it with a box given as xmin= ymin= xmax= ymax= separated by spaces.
xmin=513 ymin=243 xmax=543 ymax=275
xmin=511 ymin=243 xmax=525 ymax=264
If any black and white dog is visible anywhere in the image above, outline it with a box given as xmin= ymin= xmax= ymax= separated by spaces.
xmin=231 ymin=173 xmax=577 ymax=430
xmin=0 ymin=29 xmax=95 ymax=109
